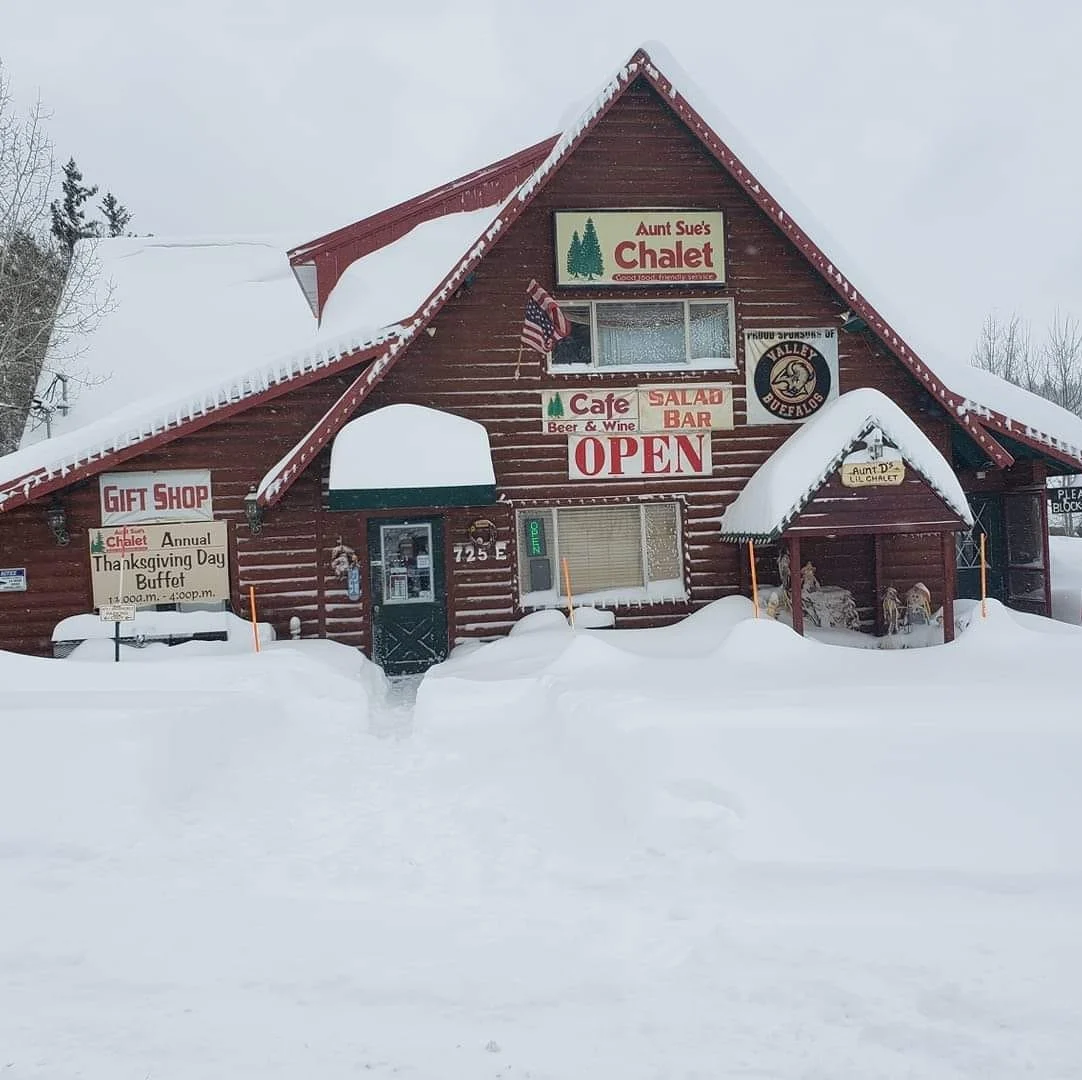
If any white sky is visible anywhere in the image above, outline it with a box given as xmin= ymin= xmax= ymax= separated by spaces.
xmin=4 ymin=0 xmax=1080 ymax=364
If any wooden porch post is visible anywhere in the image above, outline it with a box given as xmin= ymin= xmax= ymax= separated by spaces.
xmin=873 ymin=533 xmax=885 ymax=637
xmin=941 ymin=530 xmax=956 ymax=643
xmin=788 ymin=535 xmax=804 ymax=637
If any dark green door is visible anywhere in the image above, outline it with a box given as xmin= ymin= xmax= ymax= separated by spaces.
xmin=368 ymin=517 xmax=448 ymax=676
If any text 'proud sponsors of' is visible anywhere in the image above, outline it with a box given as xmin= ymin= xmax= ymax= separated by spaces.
xmin=89 ymin=522 xmax=229 ymax=607
xmin=100 ymin=470 xmax=213 ymax=525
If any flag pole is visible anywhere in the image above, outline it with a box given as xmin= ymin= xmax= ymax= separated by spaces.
xmin=514 ymin=345 xmax=524 ymax=380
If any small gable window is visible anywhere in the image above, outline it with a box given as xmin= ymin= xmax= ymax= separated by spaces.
xmin=551 ymin=299 xmax=735 ymax=372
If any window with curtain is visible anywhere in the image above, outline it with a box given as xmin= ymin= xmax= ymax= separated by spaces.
xmin=516 ymin=502 xmax=684 ymax=604
xmin=551 ymin=300 xmax=734 ymax=370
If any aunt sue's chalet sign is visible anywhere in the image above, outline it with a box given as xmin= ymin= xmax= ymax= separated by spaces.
xmin=555 ymin=210 xmax=726 ymax=286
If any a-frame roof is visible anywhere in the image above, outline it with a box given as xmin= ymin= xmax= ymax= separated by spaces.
xmin=3 ymin=43 xmax=1081 ymax=515
xmin=719 ymin=388 xmax=973 ymax=542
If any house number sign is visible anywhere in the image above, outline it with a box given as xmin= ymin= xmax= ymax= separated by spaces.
xmin=454 ymin=518 xmax=509 ymax=563
xmin=453 ymin=542 xmax=508 ymax=563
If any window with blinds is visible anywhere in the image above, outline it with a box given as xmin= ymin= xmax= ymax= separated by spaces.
xmin=516 ymin=502 xmax=684 ymax=603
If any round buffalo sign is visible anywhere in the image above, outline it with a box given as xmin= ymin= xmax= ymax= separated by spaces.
xmin=753 ymin=339 xmax=833 ymax=421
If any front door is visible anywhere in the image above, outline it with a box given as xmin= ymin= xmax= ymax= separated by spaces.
xmin=368 ymin=518 xmax=448 ymax=676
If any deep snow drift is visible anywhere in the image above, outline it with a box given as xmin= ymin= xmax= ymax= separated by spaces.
xmin=2 ymin=602 xmax=1081 ymax=1078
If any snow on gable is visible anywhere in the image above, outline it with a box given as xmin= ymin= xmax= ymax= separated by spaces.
xmin=319 ymin=207 xmax=501 ymax=340
xmin=945 ymin=363 xmax=1082 ymax=463
xmin=328 ymin=405 xmax=494 ymax=491
xmin=720 ymin=388 xmax=972 ymax=540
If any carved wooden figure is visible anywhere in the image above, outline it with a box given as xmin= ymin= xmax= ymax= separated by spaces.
xmin=906 ymin=582 xmax=932 ymax=625
xmin=882 ymin=586 xmax=902 ymax=635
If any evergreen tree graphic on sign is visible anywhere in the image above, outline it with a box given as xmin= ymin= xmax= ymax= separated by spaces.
xmin=578 ymin=217 xmax=604 ymax=280
xmin=547 ymin=393 xmax=565 ymax=418
xmin=566 ymin=231 xmax=583 ymax=279
xmin=91 ymin=532 xmax=104 ymax=554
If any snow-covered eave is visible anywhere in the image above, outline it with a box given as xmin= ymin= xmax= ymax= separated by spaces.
xmin=953 ymin=399 xmax=1082 ymax=471
xmin=720 ymin=416 xmax=975 ymax=542
xmin=0 ymin=329 xmax=398 ymax=513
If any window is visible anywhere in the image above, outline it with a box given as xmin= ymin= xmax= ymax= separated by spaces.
xmin=552 ymin=299 xmax=735 ymax=371
xmin=516 ymin=502 xmax=684 ymax=606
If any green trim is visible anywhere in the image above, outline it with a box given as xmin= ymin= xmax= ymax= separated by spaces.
xmin=329 ymin=484 xmax=497 ymax=511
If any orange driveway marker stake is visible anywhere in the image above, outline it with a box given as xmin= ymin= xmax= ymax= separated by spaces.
xmin=562 ymin=557 xmax=575 ymax=630
xmin=979 ymin=533 xmax=988 ymax=619
xmin=249 ymin=585 xmax=261 ymax=652
xmin=748 ymin=540 xmax=760 ymax=618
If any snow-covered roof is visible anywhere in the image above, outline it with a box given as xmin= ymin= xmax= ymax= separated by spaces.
xmin=720 ymin=388 xmax=973 ymax=541
xmin=4 ymin=43 xmax=1082 ymax=516
xmin=0 ymin=208 xmax=506 ymax=507
xmin=944 ymin=363 xmax=1082 ymax=464
xmin=328 ymin=404 xmax=495 ymax=491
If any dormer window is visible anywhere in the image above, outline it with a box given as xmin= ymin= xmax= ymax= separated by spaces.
xmin=551 ymin=299 xmax=735 ymax=372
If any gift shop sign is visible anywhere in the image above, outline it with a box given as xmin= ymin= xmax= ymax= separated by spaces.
xmin=100 ymin=470 xmax=213 ymax=525
xmin=569 ymin=433 xmax=711 ymax=479
xmin=89 ymin=522 xmax=229 ymax=607
xmin=543 ymin=385 xmax=733 ymax=433
xmin=555 ymin=210 xmax=725 ymax=286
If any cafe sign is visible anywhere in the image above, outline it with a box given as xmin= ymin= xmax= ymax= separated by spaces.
xmin=100 ymin=470 xmax=213 ymax=525
xmin=543 ymin=384 xmax=733 ymax=434
xmin=89 ymin=521 xmax=229 ymax=608
xmin=554 ymin=210 xmax=725 ymax=287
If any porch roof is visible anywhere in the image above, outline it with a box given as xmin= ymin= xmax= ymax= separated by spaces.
xmin=720 ymin=388 xmax=973 ymax=542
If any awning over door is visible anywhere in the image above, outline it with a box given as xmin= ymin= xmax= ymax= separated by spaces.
xmin=328 ymin=404 xmax=497 ymax=510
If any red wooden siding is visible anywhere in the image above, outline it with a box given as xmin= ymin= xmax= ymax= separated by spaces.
xmin=785 ymin=473 xmax=966 ymax=537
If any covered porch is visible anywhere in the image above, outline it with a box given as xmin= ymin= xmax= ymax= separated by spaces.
xmin=721 ymin=389 xmax=973 ymax=644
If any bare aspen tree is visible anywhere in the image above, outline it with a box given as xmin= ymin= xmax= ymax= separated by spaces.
xmin=0 ymin=62 xmax=111 ymax=454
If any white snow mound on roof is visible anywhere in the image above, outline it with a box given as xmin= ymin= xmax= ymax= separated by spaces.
xmin=329 ymin=404 xmax=495 ymax=491
xmin=720 ymin=388 xmax=972 ymax=539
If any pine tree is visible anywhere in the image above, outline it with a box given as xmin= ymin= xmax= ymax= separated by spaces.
xmin=547 ymin=393 xmax=564 ymax=418
xmin=50 ymin=158 xmax=99 ymax=254
xmin=99 ymin=192 xmax=131 ymax=237
xmin=579 ymin=217 xmax=604 ymax=280
xmin=567 ymin=231 xmax=583 ymax=279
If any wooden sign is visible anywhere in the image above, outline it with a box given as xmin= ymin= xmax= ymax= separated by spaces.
xmin=637 ymin=384 xmax=734 ymax=431
xmin=555 ymin=210 xmax=725 ymax=287
xmin=840 ymin=459 xmax=906 ymax=487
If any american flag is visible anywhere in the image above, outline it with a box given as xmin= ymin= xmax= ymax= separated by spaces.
xmin=520 ymin=279 xmax=570 ymax=355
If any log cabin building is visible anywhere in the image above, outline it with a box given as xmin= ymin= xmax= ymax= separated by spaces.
xmin=3 ymin=44 xmax=1082 ymax=672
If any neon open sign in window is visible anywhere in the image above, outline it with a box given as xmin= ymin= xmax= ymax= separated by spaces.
xmin=525 ymin=517 xmax=547 ymax=558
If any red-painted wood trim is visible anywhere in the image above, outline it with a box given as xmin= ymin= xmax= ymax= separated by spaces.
xmin=289 ymin=136 xmax=559 ymax=265
xmin=0 ymin=347 xmax=383 ymax=513
xmin=1040 ymin=481 xmax=1053 ymax=617
xmin=963 ymin=408 xmax=1082 ymax=471
xmin=873 ymin=533 xmax=884 ymax=636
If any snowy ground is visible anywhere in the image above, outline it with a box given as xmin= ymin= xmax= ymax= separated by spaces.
xmin=2 ymin=600 xmax=1082 ymax=1078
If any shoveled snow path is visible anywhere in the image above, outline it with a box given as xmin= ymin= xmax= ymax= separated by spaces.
xmin=2 ymin=616 xmax=1082 ymax=1079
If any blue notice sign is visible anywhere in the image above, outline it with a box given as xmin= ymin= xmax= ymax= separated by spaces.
xmin=0 ymin=568 xmax=27 ymax=592
xmin=346 ymin=563 xmax=361 ymax=602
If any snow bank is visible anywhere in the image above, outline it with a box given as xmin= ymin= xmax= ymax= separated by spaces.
xmin=53 ymin=608 xmax=273 ymax=646
xmin=1050 ymin=535 xmax=1082 ymax=625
